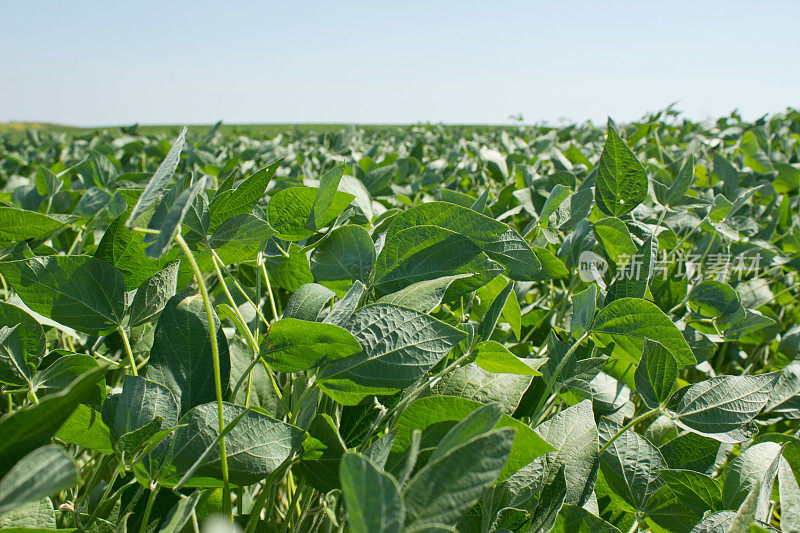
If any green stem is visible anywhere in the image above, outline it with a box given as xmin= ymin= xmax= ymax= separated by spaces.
xmin=532 ymin=332 xmax=589 ymax=424
xmin=138 ymin=484 xmax=160 ymax=533
xmin=260 ymin=257 xmax=279 ymax=322
xmin=598 ymin=408 xmax=660 ymax=455
xmin=666 ymin=215 xmax=707 ymax=260
xmin=117 ymin=325 xmax=138 ymax=376
xmin=210 ymin=251 xmax=284 ymax=407
xmin=175 ymin=234 xmax=231 ymax=520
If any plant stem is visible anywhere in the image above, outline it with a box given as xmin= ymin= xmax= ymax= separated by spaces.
xmin=531 ymin=332 xmax=589 ymax=425
xmin=174 ymin=234 xmax=231 ymax=520
xmin=598 ymin=407 xmax=660 ymax=455
xmin=260 ymin=256 xmax=279 ymax=322
xmin=117 ymin=325 xmax=137 ymax=376
xmin=138 ymin=484 xmax=160 ymax=533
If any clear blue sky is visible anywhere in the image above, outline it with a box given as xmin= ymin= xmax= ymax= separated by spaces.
xmin=1 ymin=0 xmax=798 ymax=126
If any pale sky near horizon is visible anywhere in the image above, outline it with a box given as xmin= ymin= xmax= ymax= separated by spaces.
xmin=1 ymin=0 xmax=799 ymax=126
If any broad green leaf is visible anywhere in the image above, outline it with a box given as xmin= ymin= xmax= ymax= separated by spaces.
xmin=390 ymin=396 xmax=554 ymax=482
xmin=282 ymin=283 xmax=334 ymax=322
xmin=31 ymin=353 xmax=104 ymax=405
xmin=128 ymin=260 xmax=180 ymax=327
xmin=476 ymin=279 xmax=514 ymax=341
xmin=528 ymin=465 xmax=567 ymax=533
xmin=430 ymin=362 xmax=534 ymax=414
xmin=671 ymin=373 xmax=780 ymax=442
xmin=172 ymin=402 xmax=305 ymax=486
xmin=207 ymin=159 xmax=282 ymax=230
xmin=307 ymin=164 xmax=346 ymax=230
xmin=779 ymin=457 xmax=800 ymax=532
xmin=267 ymin=186 xmax=354 ymax=241
xmin=539 ymin=184 xmax=572 ymax=228
xmin=340 ymin=452 xmax=404 ymax=533
xmin=299 ymin=413 xmax=347 ymax=492
xmin=571 ymin=284 xmax=597 ymax=337
xmin=264 ymin=242 xmax=314 ymax=291
xmin=0 ymin=207 xmax=73 ymax=248
xmin=318 ymin=304 xmax=466 ymax=404
xmin=373 ymin=225 xmax=502 ymax=295
xmin=209 ymin=213 xmax=275 ymax=264
xmin=0 ymin=445 xmax=78 ymax=514
xmin=659 ymin=432 xmax=721 ymax=474
xmin=0 ymin=497 xmax=59 ymax=529
xmin=0 ymin=302 xmax=44 ymax=374
xmin=376 ymin=274 xmax=472 ymax=313
xmin=657 ymin=155 xmax=695 ymax=206
xmin=598 ymin=417 xmax=667 ymax=511
xmin=0 ymin=364 xmax=107 ymax=476
xmin=127 ymin=126 xmax=186 ymax=226
xmin=593 ymin=217 xmax=637 ymax=265
xmin=473 ymin=341 xmax=543 ymax=376
xmin=260 ymin=318 xmax=362 ymax=373
xmin=143 ymin=175 xmax=207 ymax=258
xmin=95 ymin=211 xmax=161 ymax=288
xmin=54 ymin=404 xmax=113 ymax=454
xmin=658 ymin=469 xmax=723 ymax=514
xmin=310 ymin=225 xmax=375 ymax=283
xmin=429 ymin=402 xmax=503 ymax=464
xmin=591 ymin=297 xmax=695 ymax=367
xmin=551 ymin=504 xmax=622 ymax=532
xmin=0 ymin=325 xmax=31 ymax=387
xmin=634 ymin=338 xmax=677 ymax=408
xmin=595 ymin=124 xmax=648 ymax=217
xmin=532 ymin=400 xmax=599 ymax=507
xmin=383 ymin=201 xmax=541 ymax=280
xmin=722 ymin=442 xmax=781 ymax=516
xmin=402 ymin=428 xmax=515 ymax=527
xmin=688 ymin=280 xmax=742 ymax=317
xmin=147 ymin=292 xmax=230 ymax=416
xmin=323 ymin=280 xmax=366 ymax=327
xmin=0 ymin=255 xmax=127 ymax=335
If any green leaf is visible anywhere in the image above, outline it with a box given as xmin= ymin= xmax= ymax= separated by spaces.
xmin=778 ymin=455 xmax=800 ymax=533
xmin=430 ymin=362 xmax=534 ymax=414
xmin=282 ymin=283 xmax=335 ymax=322
xmin=267 ymin=186 xmax=355 ymax=241
xmin=127 ymin=126 xmax=187 ymax=226
xmin=264 ymin=242 xmax=314 ymax=291
xmin=595 ymin=123 xmax=648 ymax=217
xmin=157 ymin=491 xmax=202 ymax=533
xmin=209 ymin=213 xmax=275 ymax=264
xmin=54 ymin=404 xmax=113 ymax=454
xmin=634 ymin=338 xmax=677 ymax=408
xmin=593 ymin=217 xmax=637 ymax=265
xmin=31 ymin=354 xmax=104 ymax=405
xmin=207 ymin=159 xmax=282 ymax=231
xmin=671 ymin=373 xmax=780 ymax=442
xmin=318 ymin=304 xmax=466 ymax=404
xmin=551 ymin=504 xmax=622 ymax=533
xmin=340 ymin=452 xmax=404 ymax=533
xmin=0 ymin=445 xmax=78 ymax=514
xmin=722 ymin=441 xmax=781 ymax=516
xmin=128 ymin=260 xmax=180 ymax=327
xmin=0 ymin=255 xmax=127 ymax=335
xmin=0 ymin=302 xmax=44 ymax=375
xmin=0 ymin=497 xmax=60 ymax=530
xmin=659 ymin=432 xmax=721 ymax=474
xmin=532 ymin=400 xmax=599 ymax=507
xmin=528 ymin=465 xmax=567 ymax=533
xmin=591 ymin=297 xmax=695 ymax=367
xmin=390 ymin=396 xmax=554 ymax=482
xmin=147 ymin=292 xmax=230 ymax=416
xmin=658 ymin=469 xmax=723 ymax=513
xmin=310 ymin=225 xmax=375 ymax=283
xmin=299 ymin=414 xmax=347 ymax=492
xmin=260 ymin=318 xmax=362 ymax=373
xmin=172 ymin=402 xmax=305 ymax=486
xmin=383 ymin=201 xmax=541 ymax=280
xmin=571 ymin=284 xmax=597 ymax=337
xmin=95 ymin=211 xmax=161 ymax=289
xmin=307 ymin=164 xmax=347 ymax=230
xmin=0 ymin=207 xmax=73 ymax=248
xmin=476 ymin=279 xmax=514 ymax=341
xmin=598 ymin=417 xmax=667 ymax=511
xmin=473 ymin=341 xmax=543 ymax=376
xmin=376 ymin=274 xmax=472 ymax=313
xmin=144 ymin=175 xmax=208 ymax=258
xmin=688 ymin=280 xmax=742 ymax=317
xmin=0 ymin=325 xmax=31 ymax=387
xmin=402 ymin=428 xmax=515 ymax=527
xmin=373 ymin=225 xmax=502 ymax=295
xmin=0 ymin=364 xmax=107 ymax=476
